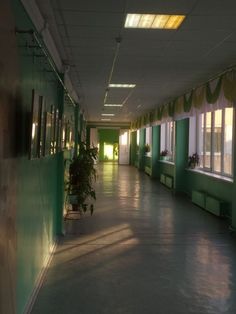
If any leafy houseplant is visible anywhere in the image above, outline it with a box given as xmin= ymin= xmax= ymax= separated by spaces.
xmin=144 ymin=144 xmax=151 ymax=153
xmin=160 ymin=149 xmax=169 ymax=160
xmin=188 ymin=153 xmax=199 ymax=169
xmin=160 ymin=149 xmax=168 ymax=156
xmin=67 ymin=141 xmax=98 ymax=215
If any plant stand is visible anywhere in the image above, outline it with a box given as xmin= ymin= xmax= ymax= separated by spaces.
xmin=64 ymin=194 xmax=83 ymax=220
xmin=64 ymin=209 xmax=82 ymax=220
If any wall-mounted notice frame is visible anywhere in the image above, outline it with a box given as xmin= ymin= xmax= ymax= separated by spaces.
xmin=39 ymin=96 xmax=45 ymax=157
xmin=29 ymin=90 xmax=41 ymax=159
xmin=65 ymin=122 xmax=71 ymax=150
xmin=51 ymin=105 xmax=58 ymax=154
xmin=61 ymin=115 xmax=66 ymax=150
xmin=57 ymin=119 xmax=62 ymax=152
xmin=45 ymin=112 xmax=52 ymax=156
xmin=54 ymin=109 xmax=59 ymax=153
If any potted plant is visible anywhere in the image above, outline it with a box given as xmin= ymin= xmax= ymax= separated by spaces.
xmin=188 ymin=152 xmax=199 ymax=169
xmin=66 ymin=141 xmax=98 ymax=215
xmin=144 ymin=143 xmax=151 ymax=154
xmin=160 ymin=149 xmax=169 ymax=161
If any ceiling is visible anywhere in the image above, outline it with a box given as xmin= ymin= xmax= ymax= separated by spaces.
xmin=35 ymin=0 xmax=236 ymax=124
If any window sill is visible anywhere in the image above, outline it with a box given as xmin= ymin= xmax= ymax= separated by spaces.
xmin=158 ymin=160 xmax=175 ymax=165
xmin=186 ymin=168 xmax=233 ymax=183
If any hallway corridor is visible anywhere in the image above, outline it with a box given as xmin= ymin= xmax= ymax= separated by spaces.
xmin=32 ymin=163 xmax=236 ymax=314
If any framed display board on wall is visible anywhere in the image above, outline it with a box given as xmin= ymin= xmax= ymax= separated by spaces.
xmin=45 ymin=112 xmax=52 ymax=156
xmin=39 ymin=96 xmax=45 ymax=157
xmin=29 ymin=89 xmax=42 ymax=159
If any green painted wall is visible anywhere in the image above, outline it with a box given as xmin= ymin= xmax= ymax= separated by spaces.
xmin=156 ymin=123 xmax=175 ymax=181
xmin=158 ymin=161 xmax=175 ymax=178
xmin=98 ymin=129 xmax=119 ymax=161
xmin=144 ymin=156 xmax=151 ymax=167
xmin=138 ymin=128 xmax=145 ymax=170
xmin=151 ymin=126 xmax=160 ymax=178
xmin=185 ymin=171 xmax=234 ymax=202
xmin=175 ymin=119 xmax=189 ymax=192
xmin=0 ymin=1 xmax=19 ymax=312
xmin=12 ymin=1 xmax=66 ymax=312
xmin=17 ymin=157 xmax=59 ymax=313
xmin=130 ymin=131 xmax=137 ymax=166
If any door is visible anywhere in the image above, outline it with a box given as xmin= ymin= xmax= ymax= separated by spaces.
xmin=119 ymin=129 xmax=130 ymax=164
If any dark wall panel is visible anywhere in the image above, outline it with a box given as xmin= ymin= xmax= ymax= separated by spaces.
xmin=0 ymin=1 xmax=19 ymax=313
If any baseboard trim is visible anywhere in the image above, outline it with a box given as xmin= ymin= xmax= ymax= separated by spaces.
xmin=24 ymin=239 xmax=58 ymax=314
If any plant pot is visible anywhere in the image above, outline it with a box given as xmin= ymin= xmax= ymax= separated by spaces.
xmin=68 ymin=194 xmax=78 ymax=204
xmin=72 ymin=204 xmax=79 ymax=211
xmin=160 ymin=156 xmax=168 ymax=161
xmin=68 ymin=194 xmax=80 ymax=211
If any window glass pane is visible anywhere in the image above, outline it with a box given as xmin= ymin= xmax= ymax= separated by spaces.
xmin=198 ymin=114 xmax=204 ymax=167
xmin=145 ymin=127 xmax=152 ymax=155
xmin=189 ymin=116 xmax=197 ymax=156
xmin=204 ymin=112 xmax=211 ymax=168
xmin=160 ymin=124 xmax=166 ymax=152
xmin=136 ymin=130 xmax=140 ymax=146
xmin=145 ymin=127 xmax=152 ymax=146
xmin=164 ymin=121 xmax=174 ymax=161
xmin=160 ymin=122 xmax=175 ymax=161
xmin=121 ymin=132 xmax=128 ymax=145
xmin=170 ymin=121 xmax=175 ymax=161
xmin=213 ymin=110 xmax=222 ymax=172
xmin=166 ymin=122 xmax=171 ymax=153
xmin=224 ymin=108 xmax=233 ymax=175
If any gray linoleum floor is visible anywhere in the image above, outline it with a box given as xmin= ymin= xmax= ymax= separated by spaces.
xmin=32 ymin=163 xmax=236 ymax=314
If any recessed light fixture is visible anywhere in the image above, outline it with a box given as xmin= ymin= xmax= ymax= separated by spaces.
xmin=124 ymin=14 xmax=185 ymax=29
xmin=101 ymin=113 xmax=115 ymax=116
xmin=104 ymin=104 xmax=123 ymax=107
xmin=109 ymin=84 xmax=136 ymax=88
xmin=101 ymin=118 xmax=111 ymax=121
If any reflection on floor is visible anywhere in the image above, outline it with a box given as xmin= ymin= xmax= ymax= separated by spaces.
xmin=32 ymin=163 xmax=236 ymax=314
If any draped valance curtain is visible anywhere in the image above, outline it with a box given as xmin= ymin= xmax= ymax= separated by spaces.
xmin=131 ymin=69 xmax=236 ymax=130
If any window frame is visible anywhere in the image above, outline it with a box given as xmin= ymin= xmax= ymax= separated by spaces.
xmin=195 ymin=108 xmax=234 ymax=178
xmin=160 ymin=121 xmax=175 ymax=162
xmin=145 ymin=126 xmax=152 ymax=156
xmin=136 ymin=129 xmax=140 ymax=146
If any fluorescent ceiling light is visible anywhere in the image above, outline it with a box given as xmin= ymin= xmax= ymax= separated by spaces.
xmin=101 ymin=118 xmax=111 ymax=121
xmin=124 ymin=14 xmax=185 ymax=29
xmin=104 ymin=104 xmax=123 ymax=107
xmin=152 ymin=15 xmax=169 ymax=28
xmin=139 ymin=14 xmax=155 ymax=28
xmin=109 ymin=84 xmax=136 ymax=88
xmin=164 ymin=15 xmax=185 ymax=29
xmin=124 ymin=13 xmax=141 ymax=28
xmin=101 ymin=113 xmax=115 ymax=116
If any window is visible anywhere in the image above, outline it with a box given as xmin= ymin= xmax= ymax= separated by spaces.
xmin=136 ymin=129 xmax=140 ymax=146
xmin=145 ymin=126 xmax=152 ymax=155
xmin=160 ymin=121 xmax=175 ymax=161
xmin=191 ymin=107 xmax=234 ymax=177
xmin=121 ymin=131 xmax=128 ymax=145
